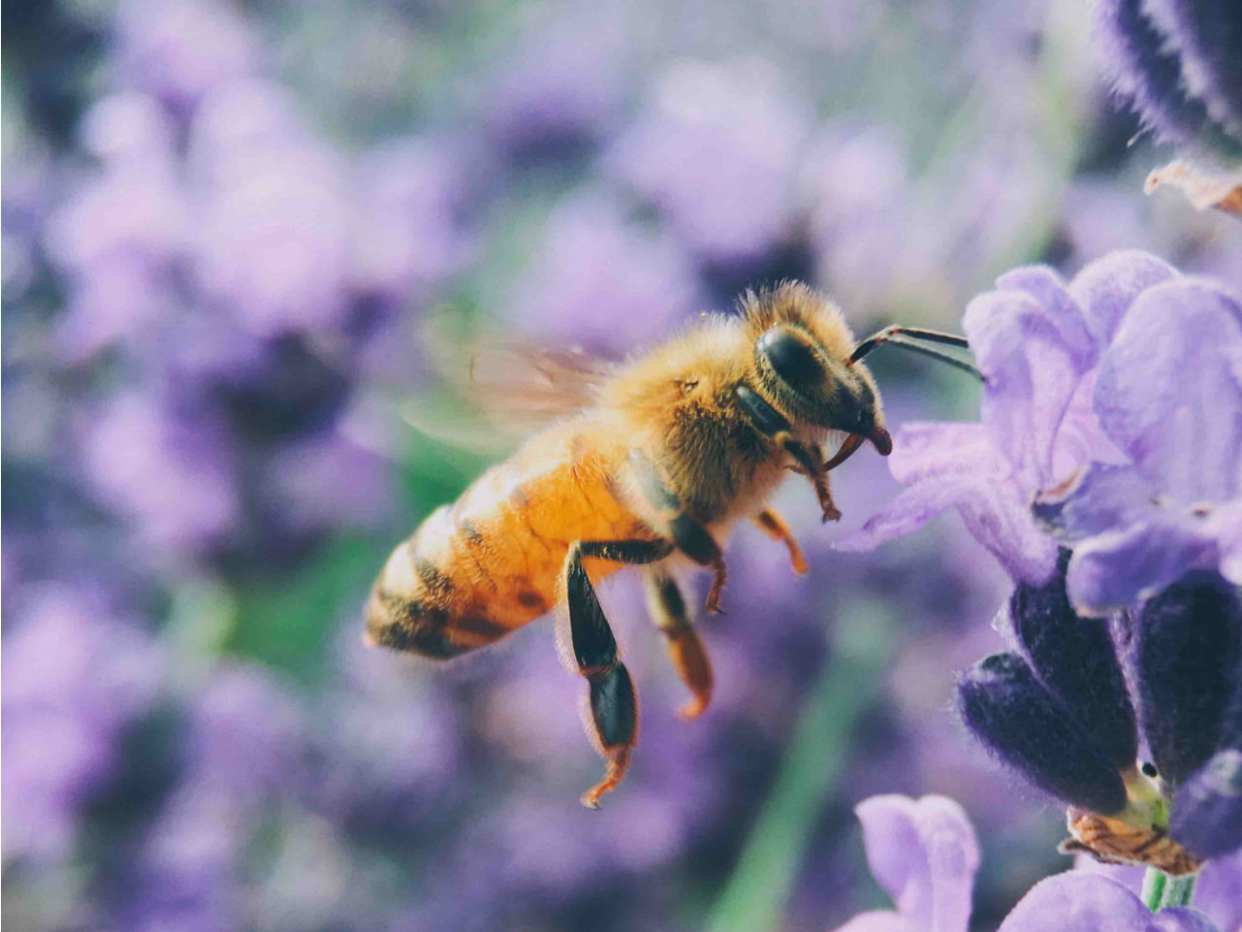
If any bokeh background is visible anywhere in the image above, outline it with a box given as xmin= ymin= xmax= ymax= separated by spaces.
xmin=4 ymin=1 xmax=1241 ymax=930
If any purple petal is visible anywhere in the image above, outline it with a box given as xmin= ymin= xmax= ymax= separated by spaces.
xmin=1170 ymin=749 xmax=1242 ymax=859
xmin=1094 ymin=279 xmax=1242 ymax=504
xmin=886 ymin=422 xmax=998 ymax=486
xmin=996 ymin=873 xmax=1170 ymax=932
xmin=1067 ymin=249 xmax=1179 ymax=348
xmin=854 ymin=795 xmax=979 ymax=932
xmin=963 ymin=286 xmax=1090 ymax=490
xmin=995 ymin=265 xmax=1096 ymax=370
xmin=1148 ymin=909 xmax=1227 ymax=932
xmin=1066 ymin=517 xmax=1220 ymax=615
xmin=1214 ymin=500 xmax=1242 ymax=585
xmin=1034 ymin=463 xmax=1158 ymax=542
xmin=1190 ymin=849 xmax=1242 ymax=932
xmin=834 ymin=911 xmax=913 ymax=932
xmin=836 ymin=477 xmax=1059 ymax=584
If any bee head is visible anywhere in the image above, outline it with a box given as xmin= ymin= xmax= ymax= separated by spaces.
xmin=753 ymin=322 xmax=890 ymax=453
xmin=740 ymin=281 xmax=890 ymax=453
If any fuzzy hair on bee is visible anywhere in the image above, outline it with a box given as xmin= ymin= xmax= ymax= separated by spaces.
xmin=365 ymin=281 xmax=976 ymax=808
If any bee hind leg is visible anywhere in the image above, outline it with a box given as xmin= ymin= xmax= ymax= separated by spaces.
xmin=644 ymin=570 xmax=713 ymax=720
xmin=563 ymin=539 xmax=672 ymax=809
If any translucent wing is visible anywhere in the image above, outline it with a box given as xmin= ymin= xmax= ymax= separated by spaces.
xmin=396 ymin=329 xmax=617 ymax=455
xmin=464 ymin=343 xmax=615 ymax=429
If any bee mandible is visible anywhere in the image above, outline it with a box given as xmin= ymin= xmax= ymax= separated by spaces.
xmin=365 ymin=282 xmax=977 ymax=807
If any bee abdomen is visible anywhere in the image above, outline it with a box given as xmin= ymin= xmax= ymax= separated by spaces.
xmin=365 ymin=526 xmax=511 ymax=661
xmin=365 ymin=585 xmax=510 ymax=660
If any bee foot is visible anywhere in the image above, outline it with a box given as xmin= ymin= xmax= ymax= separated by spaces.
xmin=678 ymin=695 xmax=710 ymax=720
xmin=580 ymin=748 xmax=631 ymax=810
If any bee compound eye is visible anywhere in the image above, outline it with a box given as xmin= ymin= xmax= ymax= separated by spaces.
xmin=758 ymin=327 xmax=823 ymax=388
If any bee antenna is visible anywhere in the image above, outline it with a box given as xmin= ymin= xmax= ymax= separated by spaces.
xmin=850 ymin=326 xmax=984 ymax=382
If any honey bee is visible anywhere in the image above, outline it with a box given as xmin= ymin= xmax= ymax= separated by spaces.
xmin=365 ymin=282 xmax=975 ymax=808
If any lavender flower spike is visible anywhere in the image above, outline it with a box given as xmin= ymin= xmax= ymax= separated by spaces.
xmin=1094 ymin=0 xmax=1242 ymax=217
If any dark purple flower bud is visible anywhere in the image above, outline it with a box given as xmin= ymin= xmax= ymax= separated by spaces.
xmin=957 ymin=652 xmax=1128 ymax=815
xmin=1010 ymin=550 xmax=1138 ymax=772
xmin=1094 ymin=0 xmax=1242 ymax=157
xmin=1169 ymin=748 xmax=1242 ymax=858
xmin=1137 ymin=571 xmax=1242 ymax=785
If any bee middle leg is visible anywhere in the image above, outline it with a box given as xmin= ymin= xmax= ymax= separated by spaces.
xmin=753 ymin=507 xmax=808 ymax=575
xmin=563 ymin=538 xmax=672 ymax=809
xmin=644 ymin=570 xmax=713 ymax=720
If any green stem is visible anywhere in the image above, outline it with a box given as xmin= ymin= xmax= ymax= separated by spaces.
xmin=1159 ymin=874 xmax=1198 ymax=910
xmin=1141 ymin=869 xmax=1167 ymax=912
xmin=704 ymin=603 xmax=891 ymax=932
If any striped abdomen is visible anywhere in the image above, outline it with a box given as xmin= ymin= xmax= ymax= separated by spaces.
xmin=365 ymin=425 xmax=654 ymax=659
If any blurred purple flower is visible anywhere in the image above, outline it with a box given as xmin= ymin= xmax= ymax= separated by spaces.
xmin=80 ymin=390 xmax=241 ymax=556
xmin=263 ymin=412 xmax=395 ymax=533
xmin=606 ymin=59 xmax=811 ymax=267
xmin=834 ymin=794 xmax=1218 ymax=932
xmin=350 ymin=136 xmax=479 ymax=304
xmin=114 ymin=0 xmax=259 ymax=118
xmin=2 ymin=583 xmax=160 ymax=861
xmin=189 ymin=82 xmax=354 ymax=340
xmin=507 ymin=187 xmax=702 ymax=354
xmin=481 ymin=14 xmax=626 ymax=158
xmin=838 ymin=250 xmax=1242 ymax=615
xmin=117 ymin=663 xmax=306 ymax=932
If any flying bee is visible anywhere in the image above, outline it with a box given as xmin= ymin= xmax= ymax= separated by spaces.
xmin=366 ymin=281 xmax=977 ymax=808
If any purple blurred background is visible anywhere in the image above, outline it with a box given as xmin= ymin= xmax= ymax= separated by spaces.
xmin=3 ymin=1 xmax=1240 ymax=930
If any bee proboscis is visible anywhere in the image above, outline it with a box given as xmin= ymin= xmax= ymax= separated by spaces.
xmin=366 ymin=282 xmax=976 ymax=807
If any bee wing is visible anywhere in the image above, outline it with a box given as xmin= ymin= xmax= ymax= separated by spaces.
xmin=395 ymin=331 xmax=616 ymax=455
xmin=463 ymin=343 xmax=615 ymax=429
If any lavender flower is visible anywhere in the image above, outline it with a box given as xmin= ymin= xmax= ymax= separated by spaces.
xmin=506 ymin=187 xmax=702 ymax=355
xmin=832 ymin=793 xmax=1219 ymax=932
xmin=839 ymin=250 xmax=1242 ymax=616
xmin=605 ymin=59 xmax=811 ymax=269
xmin=2 ymin=583 xmax=161 ymax=861
xmin=955 ymin=557 xmax=1242 ymax=869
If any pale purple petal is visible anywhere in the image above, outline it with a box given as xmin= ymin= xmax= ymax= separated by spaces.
xmin=997 ymin=873 xmax=1175 ymax=932
xmin=854 ymin=795 xmax=979 ymax=932
xmin=837 ymin=477 xmax=1058 ymax=584
xmin=1094 ymin=279 xmax=1242 ymax=503
xmin=1148 ymin=909 xmax=1226 ymax=932
xmin=886 ymin=422 xmax=998 ymax=486
xmin=1065 ymin=517 xmax=1220 ymax=615
xmin=1210 ymin=500 xmax=1242 ymax=585
xmin=1067 ymin=250 xmax=1178 ymax=348
xmin=963 ymin=285 xmax=1090 ymax=489
xmin=835 ymin=912 xmax=913 ymax=932
xmin=1033 ymin=463 xmax=1158 ymax=542
xmin=995 ymin=265 xmax=1096 ymax=370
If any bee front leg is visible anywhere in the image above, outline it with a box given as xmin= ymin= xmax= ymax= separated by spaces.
xmin=782 ymin=440 xmax=841 ymax=522
xmin=644 ymin=571 xmax=713 ymax=720
xmin=753 ymin=508 xmax=809 ymax=575
xmin=563 ymin=539 xmax=671 ymax=809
